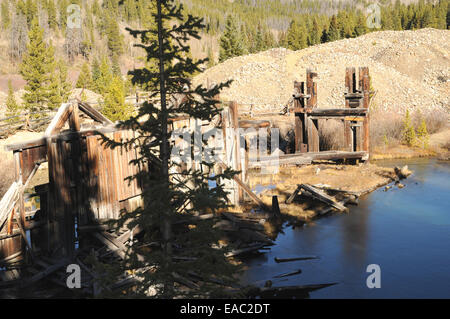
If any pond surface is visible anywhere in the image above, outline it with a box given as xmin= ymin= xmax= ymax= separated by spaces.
xmin=241 ymin=158 xmax=450 ymax=298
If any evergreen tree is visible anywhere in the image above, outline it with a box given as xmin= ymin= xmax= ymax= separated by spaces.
xmin=286 ymin=19 xmax=307 ymax=50
xmin=94 ymin=56 xmax=114 ymax=95
xmin=354 ymin=12 xmax=368 ymax=37
xmin=76 ymin=62 xmax=94 ymax=90
xmin=106 ymin=16 xmax=124 ymax=57
xmin=219 ymin=15 xmax=244 ymax=62
xmin=6 ymin=80 xmax=20 ymax=120
xmin=1 ymin=1 xmax=11 ymax=30
xmin=101 ymin=75 xmax=133 ymax=122
xmin=99 ymin=0 xmax=240 ymax=298
xmin=47 ymin=0 xmax=58 ymax=31
xmin=91 ymin=57 xmax=101 ymax=85
xmin=254 ymin=23 xmax=265 ymax=52
xmin=24 ymin=0 xmax=38 ymax=27
xmin=47 ymin=57 xmax=72 ymax=109
xmin=309 ymin=18 xmax=321 ymax=46
xmin=207 ymin=46 xmax=215 ymax=68
xmin=326 ymin=15 xmax=341 ymax=42
xmin=416 ymin=118 xmax=429 ymax=148
xmin=19 ymin=18 xmax=55 ymax=112
xmin=402 ymin=109 xmax=416 ymax=147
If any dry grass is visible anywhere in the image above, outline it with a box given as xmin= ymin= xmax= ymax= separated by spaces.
xmin=319 ymin=119 xmax=345 ymax=150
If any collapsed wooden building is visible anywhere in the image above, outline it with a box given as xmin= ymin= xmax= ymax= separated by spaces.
xmin=0 ymin=66 xmax=372 ymax=291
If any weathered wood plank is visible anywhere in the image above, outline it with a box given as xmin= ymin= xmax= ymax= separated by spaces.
xmin=299 ymin=184 xmax=347 ymax=212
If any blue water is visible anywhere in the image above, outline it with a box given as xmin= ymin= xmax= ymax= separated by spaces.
xmin=242 ymin=158 xmax=450 ymax=298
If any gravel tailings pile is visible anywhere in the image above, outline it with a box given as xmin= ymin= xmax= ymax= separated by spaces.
xmin=194 ymin=28 xmax=449 ymax=115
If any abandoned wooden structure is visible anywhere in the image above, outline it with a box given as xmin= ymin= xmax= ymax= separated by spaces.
xmin=0 ymin=99 xmax=258 ymax=280
xmin=0 ymin=68 xmax=373 ymax=288
xmin=289 ymin=67 xmax=371 ymax=162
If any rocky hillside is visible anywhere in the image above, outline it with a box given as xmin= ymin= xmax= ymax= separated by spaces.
xmin=194 ymin=28 xmax=449 ymax=115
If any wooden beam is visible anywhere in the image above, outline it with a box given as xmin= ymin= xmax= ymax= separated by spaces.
xmin=5 ymin=138 xmax=47 ymax=152
xmin=292 ymin=108 xmax=368 ymax=116
xmin=218 ymin=162 xmax=269 ymax=211
xmin=45 ymin=103 xmax=72 ymax=136
xmin=77 ymin=100 xmax=113 ymax=124
xmin=299 ymin=184 xmax=347 ymax=212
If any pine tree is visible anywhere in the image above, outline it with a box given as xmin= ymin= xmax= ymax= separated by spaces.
xmin=402 ymin=109 xmax=417 ymax=147
xmin=416 ymin=118 xmax=429 ymax=148
xmin=94 ymin=56 xmax=114 ymax=95
xmin=286 ymin=19 xmax=307 ymax=50
xmin=6 ymin=80 xmax=20 ymax=121
xmin=354 ymin=12 xmax=368 ymax=37
xmin=101 ymin=75 xmax=133 ymax=122
xmin=46 ymin=57 xmax=72 ymax=110
xmin=98 ymin=0 xmax=240 ymax=298
xmin=47 ymin=0 xmax=58 ymax=30
xmin=1 ymin=1 xmax=11 ymax=30
xmin=19 ymin=18 xmax=55 ymax=112
xmin=219 ymin=15 xmax=244 ymax=62
xmin=207 ymin=46 xmax=215 ymax=68
xmin=309 ymin=18 xmax=321 ymax=46
xmin=106 ymin=16 xmax=124 ymax=57
xmin=24 ymin=0 xmax=38 ymax=27
xmin=326 ymin=15 xmax=341 ymax=42
xmin=76 ymin=62 xmax=94 ymax=89
xmin=58 ymin=0 xmax=69 ymax=32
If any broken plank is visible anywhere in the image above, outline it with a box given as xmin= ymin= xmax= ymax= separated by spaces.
xmin=218 ymin=162 xmax=270 ymax=211
xmin=299 ymin=184 xmax=347 ymax=212
xmin=225 ymin=243 xmax=266 ymax=257
xmin=286 ymin=185 xmax=301 ymax=204
xmin=273 ymin=269 xmax=302 ymax=279
xmin=23 ymin=259 xmax=70 ymax=286
xmin=274 ymin=256 xmax=319 ymax=263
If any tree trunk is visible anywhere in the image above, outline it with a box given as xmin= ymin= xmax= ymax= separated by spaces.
xmin=156 ymin=0 xmax=173 ymax=298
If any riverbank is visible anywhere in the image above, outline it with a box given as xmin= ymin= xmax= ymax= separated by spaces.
xmin=245 ymin=162 xmax=409 ymax=224
xmin=241 ymin=158 xmax=450 ymax=298
xmin=371 ymin=128 xmax=450 ymax=160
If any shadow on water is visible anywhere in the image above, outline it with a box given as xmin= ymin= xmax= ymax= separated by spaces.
xmin=241 ymin=158 xmax=450 ymax=298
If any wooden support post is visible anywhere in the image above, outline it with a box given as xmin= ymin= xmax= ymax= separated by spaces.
xmin=229 ymin=101 xmax=244 ymax=203
xmin=294 ymin=81 xmax=306 ymax=153
xmin=344 ymin=67 xmax=355 ymax=152
xmin=306 ymin=70 xmax=319 ymax=152
xmin=360 ymin=67 xmax=370 ymax=154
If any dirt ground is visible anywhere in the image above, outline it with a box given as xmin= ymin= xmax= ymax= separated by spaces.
xmin=246 ymin=162 xmax=402 ymax=221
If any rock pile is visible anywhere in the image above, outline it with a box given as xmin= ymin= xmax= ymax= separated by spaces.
xmin=194 ymin=28 xmax=449 ymax=115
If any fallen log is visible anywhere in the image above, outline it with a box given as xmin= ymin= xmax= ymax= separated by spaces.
xmin=225 ymin=243 xmax=267 ymax=257
xmin=299 ymin=184 xmax=348 ymax=212
xmin=273 ymin=269 xmax=302 ymax=279
xmin=316 ymin=196 xmax=357 ymax=216
xmin=312 ymin=185 xmax=360 ymax=197
xmin=221 ymin=212 xmax=265 ymax=231
xmin=274 ymin=256 xmax=319 ymax=263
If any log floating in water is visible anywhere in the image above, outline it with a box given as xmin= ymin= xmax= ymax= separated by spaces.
xmin=273 ymin=269 xmax=302 ymax=278
xmin=274 ymin=256 xmax=319 ymax=263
